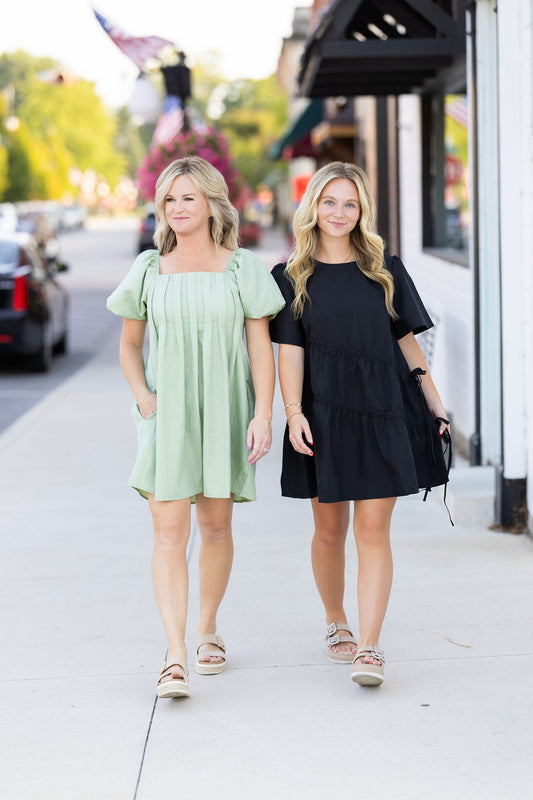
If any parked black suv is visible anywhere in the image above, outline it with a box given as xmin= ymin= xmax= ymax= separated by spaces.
xmin=0 ymin=232 xmax=69 ymax=371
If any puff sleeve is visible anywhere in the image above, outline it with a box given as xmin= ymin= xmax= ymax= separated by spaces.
xmin=387 ymin=255 xmax=433 ymax=339
xmin=232 ymin=249 xmax=285 ymax=319
xmin=268 ymin=263 xmax=306 ymax=348
xmin=106 ymin=250 xmax=157 ymax=320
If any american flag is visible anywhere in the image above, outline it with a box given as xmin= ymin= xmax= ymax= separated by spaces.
xmin=93 ymin=8 xmax=174 ymax=71
xmin=152 ymin=95 xmax=185 ymax=146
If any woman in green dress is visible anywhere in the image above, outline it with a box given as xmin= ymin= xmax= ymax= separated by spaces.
xmin=107 ymin=157 xmax=284 ymax=698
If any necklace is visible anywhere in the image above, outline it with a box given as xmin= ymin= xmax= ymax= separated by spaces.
xmin=316 ymin=250 xmax=354 ymax=264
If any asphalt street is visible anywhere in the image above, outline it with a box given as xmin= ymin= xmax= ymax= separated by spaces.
xmin=0 ymin=217 xmax=136 ymax=432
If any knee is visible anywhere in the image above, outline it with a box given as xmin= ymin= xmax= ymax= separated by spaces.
xmin=154 ymin=525 xmax=189 ymax=551
xmin=199 ymin=521 xmax=231 ymax=544
xmin=355 ymin=517 xmax=390 ymax=548
xmin=314 ymin=524 xmax=346 ymax=549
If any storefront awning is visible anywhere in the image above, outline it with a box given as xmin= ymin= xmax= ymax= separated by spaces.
xmin=299 ymin=0 xmax=467 ymax=98
xmin=269 ymin=99 xmax=323 ymax=160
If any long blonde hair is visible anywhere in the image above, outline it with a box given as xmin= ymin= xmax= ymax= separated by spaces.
xmin=153 ymin=156 xmax=240 ymax=255
xmin=286 ymin=162 xmax=397 ymax=319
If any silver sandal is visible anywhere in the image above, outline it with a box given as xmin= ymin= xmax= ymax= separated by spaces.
xmin=325 ymin=622 xmax=358 ymax=663
xmin=351 ymin=646 xmax=385 ymax=686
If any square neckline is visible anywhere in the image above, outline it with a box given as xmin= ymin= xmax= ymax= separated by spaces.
xmin=157 ymin=248 xmax=240 ymax=276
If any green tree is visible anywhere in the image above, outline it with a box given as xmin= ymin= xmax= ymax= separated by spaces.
xmin=114 ymin=105 xmax=151 ymax=178
xmin=0 ymin=91 xmax=10 ymax=197
xmin=187 ymin=60 xmax=288 ymax=191
xmin=216 ymin=75 xmax=287 ymax=190
xmin=18 ymin=79 xmax=125 ymax=193
xmin=3 ymin=126 xmax=33 ymax=201
xmin=0 ymin=51 xmax=128 ymax=200
xmin=0 ymin=50 xmax=57 ymax=112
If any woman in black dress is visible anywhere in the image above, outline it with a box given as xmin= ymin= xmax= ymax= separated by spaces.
xmin=270 ymin=162 xmax=450 ymax=687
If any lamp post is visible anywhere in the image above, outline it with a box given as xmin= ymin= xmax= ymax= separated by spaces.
xmin=161 ymin=51 xmax=191 ymax=131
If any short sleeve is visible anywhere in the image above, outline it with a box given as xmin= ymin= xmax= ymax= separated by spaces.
xmin=106 ymin=250 xmax=157 ymax=320
xmin=387 ymin=255 xmax=434 ymax=339
xmin=268 ymin=264 xmax=306 ymax=348
xmin=231 ymin=249 xmax=285 ymax=319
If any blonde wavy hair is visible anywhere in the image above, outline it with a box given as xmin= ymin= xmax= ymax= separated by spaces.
xmin=153 ymin=156 xmax=240 ymax=255
xmin=286 ymin=161 xmax=397 ymax=319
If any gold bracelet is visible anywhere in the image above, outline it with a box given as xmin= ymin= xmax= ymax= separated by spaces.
xmin=287 ymin=411 xmax=304 ymax=423
xmin=284 ymin=401 xmax=302 ymax=410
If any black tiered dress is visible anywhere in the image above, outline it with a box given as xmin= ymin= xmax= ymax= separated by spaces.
xmin=269 ymin=255 xmax=449 ymax=503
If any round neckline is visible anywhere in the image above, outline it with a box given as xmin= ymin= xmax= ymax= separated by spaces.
xmin=314 ymin=259 xmax=357 ymax=266
xmin=157 ymin=248 xmax=240 ymax=276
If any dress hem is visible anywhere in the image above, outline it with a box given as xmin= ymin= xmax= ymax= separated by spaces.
xmin=280 ymin=485 xmax=426 ymax=503
xmin=130 ymin=483 xmax=255 ymax=503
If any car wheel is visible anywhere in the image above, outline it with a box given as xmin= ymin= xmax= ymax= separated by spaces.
xmin=30 ymin=324 xmax=53 ymax=372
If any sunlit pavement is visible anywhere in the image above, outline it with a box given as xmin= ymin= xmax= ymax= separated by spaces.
xmin=1 ymin=226 xmax=532 ymax=799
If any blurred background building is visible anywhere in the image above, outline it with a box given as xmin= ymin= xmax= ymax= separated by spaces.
xmin=273 ymin=0 xmax=532 ymax=532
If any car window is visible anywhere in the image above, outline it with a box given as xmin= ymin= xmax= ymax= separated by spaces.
xmin=0 ymin=241 xmax=18 ymax=268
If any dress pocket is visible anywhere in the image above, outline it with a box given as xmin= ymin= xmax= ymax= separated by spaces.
xmin=132 ymin=401 xmax=157 ymax=421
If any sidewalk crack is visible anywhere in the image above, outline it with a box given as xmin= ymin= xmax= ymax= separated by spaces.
xmin=133 ymin=513 xmax=198 ymax=799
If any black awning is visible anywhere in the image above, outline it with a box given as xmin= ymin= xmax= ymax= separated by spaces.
xmin=299 ymin=0 xmax=467 ymax=98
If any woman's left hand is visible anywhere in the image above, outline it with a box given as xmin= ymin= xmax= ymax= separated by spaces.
xmin=431 ymin=403 xmax=451 ymax=438
xmin=246 ymin=416 xmax=272 ymax=464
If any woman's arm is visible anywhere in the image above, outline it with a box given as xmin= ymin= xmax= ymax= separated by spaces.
xmin=398 ymin=332 xmax=450 ymax=436
xmin=119 ymin=318 xmax=157 ymax=418
xmin=278 ymin=343 xmax=314 ymax=456
xmin=244 ymin=317 xmax=275 ymax=464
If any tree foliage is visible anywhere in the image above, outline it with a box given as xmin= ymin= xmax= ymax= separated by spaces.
xmin=189 ymin=59 xmax=288 ymax=191
xmin=0 ymin=51 xmax=126 ymax=201
xmin=217 ymin=75 xmax=287 ymax=190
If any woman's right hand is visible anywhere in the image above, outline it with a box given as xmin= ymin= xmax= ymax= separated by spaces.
xmin=138 ymin=392 xmax=157 ymax=419
xmin=288 ymin=413 xmax=314 ymax=456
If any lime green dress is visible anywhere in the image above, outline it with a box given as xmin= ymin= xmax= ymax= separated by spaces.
xmin=106 ymin=248 xmax=285 ymax=502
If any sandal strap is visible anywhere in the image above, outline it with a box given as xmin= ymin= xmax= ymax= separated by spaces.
xmin=353 ymin=647 xmax=385 ymax=665
xmin=196 ymin=633 xmax=225 ymax=654
xmin=326 ymin=622 xmax=354 ymax=636
xmin=327 ymin=634 xmax=358 ymax=646
xmin=325 ymin=622 xmax=356 ymax=646
xmin=159 ymin=659 xmax=188 ymax=681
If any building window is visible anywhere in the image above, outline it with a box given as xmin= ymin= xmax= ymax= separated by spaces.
xmin=422 ymin=92 xmax=469 ymax=265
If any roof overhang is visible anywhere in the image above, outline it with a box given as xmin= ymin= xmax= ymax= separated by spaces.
xmin=269 ymin=99 xmax=323 ymax=160
xmin=299 ymin=0 xmax=467 ymax=98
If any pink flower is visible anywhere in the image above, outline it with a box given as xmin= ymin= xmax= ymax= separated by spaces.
xmin=136 ymin=124 xmax=246 ymax=205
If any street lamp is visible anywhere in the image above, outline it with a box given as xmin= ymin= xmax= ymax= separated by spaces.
xmin=161 ymin=51 xmax=191 ymax=131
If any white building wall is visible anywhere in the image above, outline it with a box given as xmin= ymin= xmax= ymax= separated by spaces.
xmin=498 ymin=1 xmax=528 ymax=487
xmin=518 ymin=1 xmax=533 ymax=525
xmin=397 ymin=95 xmax=475 ymax=450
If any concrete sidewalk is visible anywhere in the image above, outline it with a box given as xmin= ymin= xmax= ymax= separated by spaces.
xmin=1 ymin=235 xmax=533 ymax=798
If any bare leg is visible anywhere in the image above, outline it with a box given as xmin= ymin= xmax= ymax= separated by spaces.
xmin=353 ymin=497 xmax=396 ymax=664
xmin=310 ymin=498 xmax=357 ymax=657
xmin=149 ymin=494 xmax=191 ymax=682
xmin=195 ymin=494 xmax=234 ymax=664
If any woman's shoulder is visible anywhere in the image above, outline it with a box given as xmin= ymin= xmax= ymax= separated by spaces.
xmin=132 ymin=248 xmax=159 ymax=273
xmin=383 ymin=253 xmax=404 ymax=274
xmin=227 ymin=248 xmax=277 ymax=280
xmin=271 ymin=262 xmax=291 ymax=287
xmin=228 ymin=247 xmax=263 ymax=268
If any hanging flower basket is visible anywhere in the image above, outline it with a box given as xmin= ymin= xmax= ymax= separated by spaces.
xmin=136 ymin=127 xmax=246 ymax=209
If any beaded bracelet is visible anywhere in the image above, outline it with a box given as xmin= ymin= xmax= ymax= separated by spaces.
xmin=284 ymin=401 xmax=302 ymax=410
xmin=287 ymin=411 xmax=304 ymax=423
